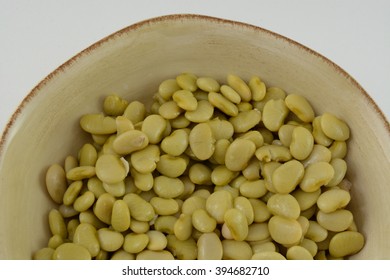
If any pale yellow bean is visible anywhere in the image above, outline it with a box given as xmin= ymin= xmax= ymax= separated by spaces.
xmin=181 ymin=196 xmax=206 ymax=215
xmin=103 ymin=94 xmax=128 ymax=116
xmin=299 ymin=238 xmax=318 ymax=257
xmin=78 ymin=144 xmax=98 ymax=167
xmin=79 ymin=210 xmax=105 ymax=229
xmin=267 ymin=194 xmax=300 ymax=219
xmin=249 ymin=76 xmax=266 ymax=101
xmin=300 ymin=162 xmax=334 ymax=192
xmin=80 ymin=114 xmax=117 ymax=135
xmin=136 ymin=250 xmax=175 ymax=260
xmin=255 ymin=144 xmax=292 ymax=162
xmin=63 ymin=180 xmax=83 ymax=206
xmin=66 ymin=219 xmax=80 ymax=241
xmin=305 ymin=221 xmax=328 ymax=242
xmin=227 ymin=74 xmax=251 ymax=102
xmin=49 ymin=209 xmax=67 ymax=239
xmin=150 ymin=197 xmax=179 ymax=216
xmin=272 ymin=160 xmax=305 ymax=194
xmin=73 ymin=191 xmax=95 ymax=212
xmin=154 ymin=215 xmax=178 ymax=235
xmin=278 ymin=124 xmax=296 ymax=147
xmin=174 ymin=214 xmax=193 ymax=241
xmin=115 ymin=115 xmax=134 ymax=135
xmin=214 ymin=185 xmax=239 ymax=198
xmin=329 ymin=141 xmax=348 ymax=159
xmin=33 ymin=247 xmax=55 ymax=260
xmin=153 ymin=176 xmax=184 ymax=198
xmin=208 ymin=91 xmax=239 ymax=117
xmin=183 ymin=99 xmax=214 ymax=123
xmin=59 ymin=204 xmax=78 ymax=218
xmin=192 ymin=209 xmax=217 ymax=233
xmin=250 ymin=241 xmax=276 ymax=254
xmin=93 ymin=193 xmax=115 ymax=224
xmin=239 ymin=179 xmax=267 ymax=198
xmin=95 ymin=154 xmax=127 ymax=184
xmin=262 ymin=99 xmax=289 ymax=132
xmin=292 ymin=188 xmax=321 ymax=211
xmin=286 ymin=246 xmax=313 ymax=260
xmin=123 ymin=193 xmax=155 ymax=222
xmin=222 ymin=240 xmax=252 ymax=260
xmin=225 ymin=139 xmax=256 ymax=171
xmin=285 ymin=94 xmax=315 ymax=123
xmin=173 ymin=89 xmax=198 ymax=111
xmin=249 ymin=198 xmax=271 ymax=223
xmin=261 ymin=161 xmax=281 ymax=193
xmin=251 ymin=251 xmax=286 ymax=260
xmin=242 ymin=158 xmax=261 ymax=180
xmin=229 ymin=109 xmax=261 ymax=133
xmin=268 ymin=215 xmax=302 ymax=245
xmin=326 ymin=158 xmax=347 ymax=187
xmin=189 ymin=122 xmax=215 ymax=160
xmin=48 ymin=234 xmax=64 ymax=249
xmin=329 ymin=231 xmax=364 ymax=258
xmin=176 ymin=73 xmax=198 ymax=92
xmin=188 ymin=163 xmax=212 ymax=185
xmin=297 ymin=216 xmax=310 ymax=237
xmin=86 ymin=177 xmax=105 ymax=198
xmin=141 ymin=114 xmax=168 ymax=144
xmin=45 ymin=164 xmax=68 ymax=204
xmin=208 ymin=117 xmax=235 ymax=140
xmin=131 ymin=168 xmax=153 ymax=191
xmin=111 ymin=250 xmax=135 ymax=260
xmin=146 ymin=230 xmax=167 ymax=251
xmin=238 ymin=131 xmax=264 ymax=149
xmin=197 ymin=232 xmax=223 ymax=260
xmin=96 ymin=228 xmax=124 ymax=252
xmin=245 ymin=223 xmax=269 ymax=242
xmin=223 ymin=208 xmax=248 ymax=241
xmin=220 ymin=85 xmax=241 ymax=104
xmin=320 ymin=112 xmax=350 ymax=141
xmin=206 ymin=190 xmax=233 ymax=223
xmin=66 ymin=166 xmax=96 ymax=181
xmin=317 ymin=209 xmax=353 ymax=232
xmin=258 ymin=128 xmax=274 ymax=144
xmin=317 ymin=189 xmax=351 ymax=213
xmin=290 ymin=126 xmax=314 ymax=160
xmin=211 ymin=139 xmax=230 ymax=165
xmin=312 ymin=116 xmax=333 ymax=146
xmin=158 ymin=79 xmax=181 ymax=100
xmin=161 ymin=129 xmax=189 ymax=156
xmin=211 ymin=165 xmax=237 ymax=186
xmin=301 ymin=144 xmax=332 ymax=167
xmin=64 ymin=155 xmax=78 ymax=175
xmin=129 ymin=220 xmax=150 ymax=234
xmin=130 ymin=145 xmax=160 ymax=174
xmin=73 ymin=223 xmax=100 ymax=257
xmin=156 ymin=154 xmax=187 ymax=178
xmin=158 ymin=100 xmax=183 ymax=119
xmin=170 ymin=114 xmax=191 ymax=128
xmin=53 ymin=243 xmax=91 ymax=260
xmin=196 ymin=77 xmax=220 ymax=92
xmin=111 ymin=199 xmax=131 ymax=232
xmin=234 ymin=196 xmax=254 ymax=225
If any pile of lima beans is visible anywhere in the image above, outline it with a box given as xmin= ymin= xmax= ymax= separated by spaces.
xmin=36 ymin=73 xmax=365 ymax=260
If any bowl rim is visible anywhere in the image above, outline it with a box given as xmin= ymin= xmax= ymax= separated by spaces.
xmin=0 ymin=13 xmax=389 ymax=159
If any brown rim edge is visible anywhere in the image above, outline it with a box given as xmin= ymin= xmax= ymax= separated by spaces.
xmin=1 ymin=13 xmax=389 ymax=158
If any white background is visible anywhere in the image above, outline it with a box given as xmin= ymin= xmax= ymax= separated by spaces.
xmin=1 ymin=0 xmax=389 ymax=134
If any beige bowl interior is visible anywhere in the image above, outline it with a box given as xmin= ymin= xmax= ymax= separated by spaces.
xmin=0 ymin=14 xmax=389 ymax=259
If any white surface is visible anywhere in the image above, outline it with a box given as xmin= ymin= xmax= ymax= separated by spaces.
xmin=1 ymin=0 xmax=389 ymax=134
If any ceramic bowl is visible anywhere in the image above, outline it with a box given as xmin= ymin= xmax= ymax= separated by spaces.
xmin=0 ymin=14 xmax=389 ymax=259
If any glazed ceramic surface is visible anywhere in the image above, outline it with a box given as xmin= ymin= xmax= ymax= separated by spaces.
xmin=0 ymin=14 xmax=389 ymax=259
